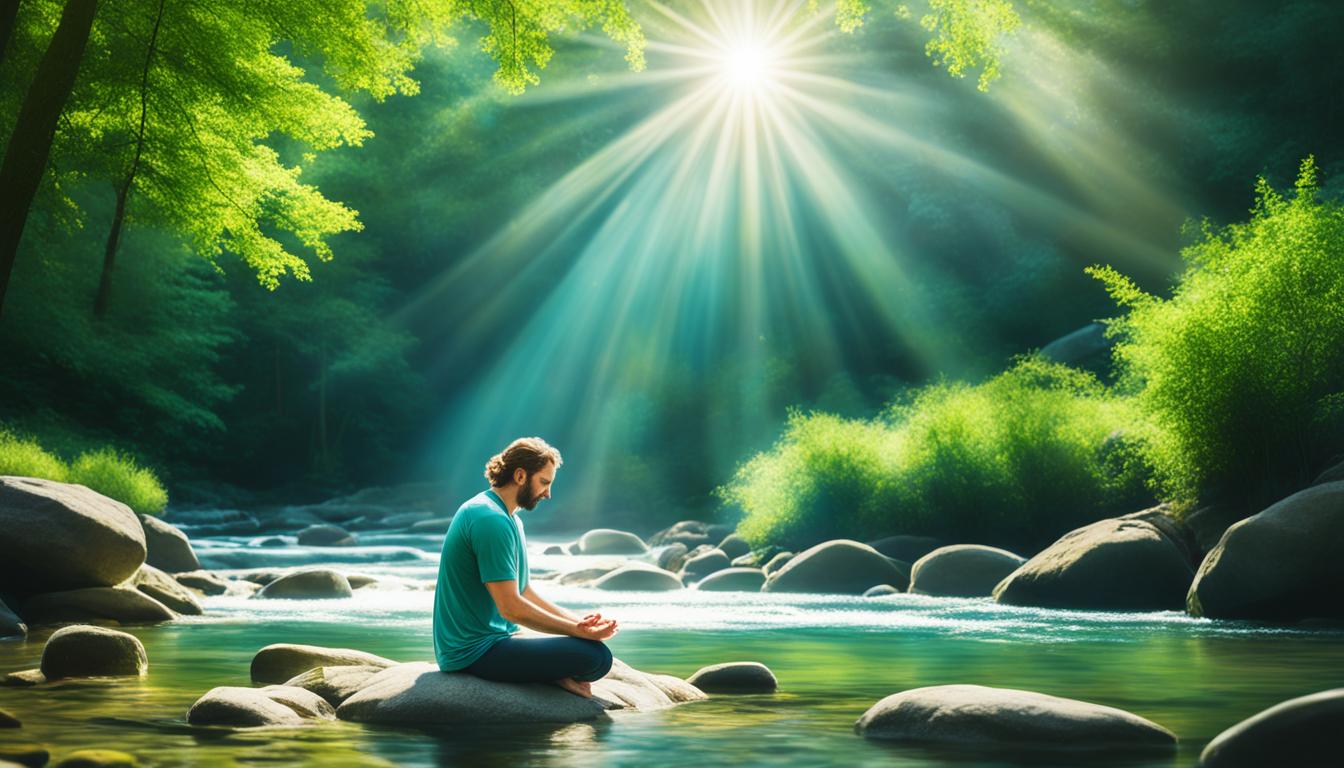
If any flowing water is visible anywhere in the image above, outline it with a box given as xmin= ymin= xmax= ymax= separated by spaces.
xmin=3 ymin=530 xmax=1343 ymax=767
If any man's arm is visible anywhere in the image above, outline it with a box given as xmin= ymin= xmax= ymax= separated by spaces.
xmin=485 ymin=580 xmax=616 ymax=640
xmin=521 ymin=583 xmax=580 ymax=622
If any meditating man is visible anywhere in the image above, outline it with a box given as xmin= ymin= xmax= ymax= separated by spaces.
xmin=433 ymin=436 xmax=618 ymax=697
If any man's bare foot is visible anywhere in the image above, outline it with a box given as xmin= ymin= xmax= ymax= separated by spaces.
xmin=554 ymin=677 xmax=593 ymax=698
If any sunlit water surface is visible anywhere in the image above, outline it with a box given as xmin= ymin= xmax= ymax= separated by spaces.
xmin=3 ymin=533 xmax=1343 ymax=767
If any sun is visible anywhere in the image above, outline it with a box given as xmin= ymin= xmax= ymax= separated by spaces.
xmin=721 ymin=40 xmax=776 ymax=90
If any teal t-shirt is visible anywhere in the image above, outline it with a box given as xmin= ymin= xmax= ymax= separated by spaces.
xmin=433 ymin=489 xmax=529 ymax=671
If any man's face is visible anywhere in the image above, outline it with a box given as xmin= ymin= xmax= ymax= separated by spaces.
xmin=516 ymin=462 xmax=556 ymax=511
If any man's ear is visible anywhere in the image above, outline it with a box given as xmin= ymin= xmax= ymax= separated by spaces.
xmin=513 ymin=467 xmax=527 ymax=486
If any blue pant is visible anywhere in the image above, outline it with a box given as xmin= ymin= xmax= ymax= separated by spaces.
xmin=465 ymin=635 xmax=613 ymax=683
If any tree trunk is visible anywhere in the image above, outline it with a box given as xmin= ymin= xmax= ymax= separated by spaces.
xmin=0 ymin=0 xmax=98 ymax=321
xmin=0 ymin=0 xmax=20 ymax=69
xmin=94 ymin=0 xmax=164 ymax=317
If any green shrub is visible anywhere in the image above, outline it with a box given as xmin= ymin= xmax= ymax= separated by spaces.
xmin=1089 ymin=157 xmax=1344 ymax=510
xmin=68 ymin=448 xmax=169 ymax=516
xmin=0 ymin=428 xmax=70 ymax=481
xmin=722 ymin=357 xmax=1151 ymax=551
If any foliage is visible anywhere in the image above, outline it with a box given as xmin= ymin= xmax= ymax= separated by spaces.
xmin=918 ymin=0 xmax=1020 ymax=91
xmin=1089 ymin=157 xmax=1344 ymax=509
xmin=723 ymin=357 xmax=1151 ymax=551
xmin=68 ymin=447 xmax=169 ymax=515
xmin=0 ymin=428 xmax=69 ymax=481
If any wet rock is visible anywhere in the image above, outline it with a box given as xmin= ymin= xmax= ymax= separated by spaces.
xmin=592 ymin=566 xmax=684 ymax=591
xmin=130 ymin=565 xmax=202 ymax=615
xmin=1188 ymin=482 xmax=1344 ymax=620
xmin=138 ymin=514 xmax=200 ymax=573
xmin=254 ymin=685 xmax=335 ymax=719
xmin=2 ymin=669 xmax=45 ymax=686
xmin=679 ymin=549 xmax=731 ymax=583
xmin=993 ymin=518 xmax=1193 ymax=611
xmin=296 ymin=524 xmax=357 ymax=547
xmin=0 ymin=477 xmax=146 ymax=593
xmin=173 ymin=570 xmax=229 ymax=595
xmin=910 ymin=545 xmax=1026 ymax=598
xmin=187 ymin=685 xmax=332 ymax=727
xmin=762 ymin=552 xmax=794 ymax=576
xmin=578 ymin=529 xmax=648 ymax=555
xmin=0 ymin=708 xmax=18 ymax=728
xmin=764 ymin=540 xmax=910 ymax=594
xmin=409 ymin=518 xmax=454 ymax=534
xmin=855 ymin=684 xmax=1176 ymax=753
xmin=715 ymin=534 xmax=751 ymax=560
xmin=225 ymin=580 xmax=261 ymax=598
xmin=687 ymin=662 xmax=777 ymax=693
xmin=53 ymin=750 xmax=138 ymax=767
xmin=40 ymin=625 xmax=147 ymax=679
xmin=251 ymin=643 xmax=398 ymax=684
xmin=1200 ymin=688 xmax=1344 ymax=767
xmin=256 ymin=569 xmax=352 ymax=600
xmin=654 ymin=543 xmax=689 ymax=572
xmin=866 ymin=535 xmax=945 ymax=564
xmin=864 ymin=585 xmax=899 ymax=597
xmin=283 ymin=665 xmax=387 ymax=706
xmin=21 ymin=586 xmax=175 ymax=626
xmin=0 ymin=597 xmax=25 ymax=638
xmin=694 ymin=568 xmax=766 ymax=592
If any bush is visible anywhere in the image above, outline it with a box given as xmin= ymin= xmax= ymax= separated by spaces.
xmin=0 ymin=428 xmax=69 ymax=481
xmin=1089 ymin=157 xmax=1344 ymax=510
xmin=68 ymin=448 xmax=169 ymax=516
xmin=722 ymin=357 xmax=1151 ymax=551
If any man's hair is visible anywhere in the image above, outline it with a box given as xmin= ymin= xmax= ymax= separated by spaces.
xmin=484 ymin=437 xmax=563 ymax=487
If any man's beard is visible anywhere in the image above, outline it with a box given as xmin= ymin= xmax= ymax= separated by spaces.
xmin=517 ymin=479 xmax=539 ymax=511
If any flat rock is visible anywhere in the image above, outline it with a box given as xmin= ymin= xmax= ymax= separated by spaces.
xmin=694 ymin=568 xmax=766 ymax=592
xmin=763 ymin=540 xmax=910 ymax=594
xmin=41 ymin=625 xmax=147 ymax=679
xmin=296 ymin=524 xmax=357 ymax=547
xmin=131 ymin=564 xmax=203 ymax=615
xmin=993 ymin=518 xmax=1193 ymax=611
xmin=686 ymin=662 xmax=777 ymax=693
xmin=910 ymin=545 xmax=1026 ymax=598
xmin=139 ymin=514 xmax=200 ymax=573
xmin=251 ymin=643 xmax=398 ymax=684
xmin=1200 ymin=688 xmax=1344 ymax=767
xmin=855 ymin=684 xmax=1176 ymax=753
xmin=1188 ymin=482 xmax=1344 ymax=620
xmin=256 ymin=569 xmax=352 ymax=600
xmin=52 ymin=750 xmax=139 ymax=767
xmin=592 ymin=566 xmax=683 ymax=591
xmin=0 ymin=477 xmax=147 ymax=593
xmin=0 ymin=597 xmax=25 ymax=638
xmin=21 ymin=586 xmax=175 ymax=626
xmin=173 ymin=570 xmax=229 ymax=595
xmin=283 ymin=664 xmax=387 ymax=706
xmin=187 ymin=685 xmax=329 ymax=727
xmin=578 ymin=528 xmax=648 ymax=555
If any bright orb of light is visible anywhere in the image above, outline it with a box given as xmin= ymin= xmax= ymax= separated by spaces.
xmin=722 ymin=42 xmax=773 ymax=89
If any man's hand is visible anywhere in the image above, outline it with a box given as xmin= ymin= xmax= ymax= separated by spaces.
xmin=574 ymin=612 xmax=618 ymax=641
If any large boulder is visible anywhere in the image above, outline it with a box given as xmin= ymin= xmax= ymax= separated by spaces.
xmin=1200 ymin=688 xmax=1344 ymax=767
xmin=762 ymin=552 xmax=794 ymax=576
xmin=251 ymin=643 xmax=398 ymax=684
xmin=283 ymin=665 xmax=387 ymax=707
xmin=679 ymin=549 xmax=731 ymax=583
xmin=187 ymin=685 xmax=333 ymax=727
xmin=910 ymin=545 xmax=1026 ymax=598
xmin=0 ymin=596 xmax=25 ymax=638
xmin=686 ymin=662 xmax=777 ymax=693
xmin=256 ymin=569 xmax=353 ymax=600
xmin=715 ymin=534 xmax=751 ymax=560
xmin=592 ymin=566 xmax=684 ymax=591
xmin=763 ymin=540 xmax=910 ymax=594
xmin=40 ymin=625 xmax=147 ymax=679
xmin=577 ymin=529 xmax=648 ymax=555
xmin=694 ymin=568 xmax=766 ymax=592
xmin=855 ymin=684 xmax=1176 ymax=753
xmin=173 ymin=570 xmax=230 ymax=596
xmin=1188 ymin=482 xmax=1344 ymax=620
xmin=296 ymin=524 xmax=357 ymax=547
xmin=654 ymin=543 xmax=689 ymax=572
xmin=993 ymin=518 xmax=1193 ymax=611
xmin=1120 ymin=505 xmax=1199 ymax=567
xmin=21 ymin=586 xmax=176 ymax=626
xmin=138 ymin=515 xmax=200 ymax=573
xmin=866 ymin=535 xmax=945 ymax=564
xmin=0 ymin=477 xmax=147 ymax=594
xmin=130 ymin=565 xmax=203 ymax=615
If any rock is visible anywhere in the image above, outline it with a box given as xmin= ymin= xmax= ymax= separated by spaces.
xmin=21 ymin=586 xmax=176 ymax=626
xmin=648 ymin=520 xmax=714 ymax=548
xmin=0 ymin=597 xmax=26 ymax=638
xmin=381 ymin=512 xmax=434 ymax=529
xmin=52 ymin=750 xmax=138 ymax=767
xmin=542 ymin=544 xmax=566 ymax=555
xmin=251 ymin=643 xmax=398 ymax=684
xmin=130 ymin=565 xmax=203 ymax=615
xmin=565 ymin=541 xmax=581 ymax=555
xmin=0 ymin=477 xmax=147 ymax=593
xmin=694 ymin=568 xmax=766 ymax=592
xmin=409 ymin=517 xmax=454 ymax=534
xmin=0 ymin=708 xmax=18 ymax=728
xmin=866 ymin=535 xmax=945 ymax=563
xmin=256 ymin=569 xmax=352 ymax=600
xmin=592 ymin=658 xmax=708 ymax=710
xmin=910 ymin=545 xmax=1026 ymax=598
xmin=557 ymin=565 xmax=621 ymax=586
xmin=1188 ymin=482 xmax=1344 ymax=620
xmin=173 ymin=570 xmax=229 ymax=595
xmin=236 ymin=569 xmax=285 ymax=586
xmin=578 ymin=529 xmax=648 ymax=555
xmin=679 ymin=549 xmax=731 ymax=583
xmin=654 ymin=543 xmax=689 ymax=572
xmin=1310 ymin=457 xmax=1344 ymax=486
xmin=763 ymin=540 xmax=910 ymax=594
xmin=592 ymin=566 xmax=684 ymax=591
xmin=225 ymin=580 xmax=262 ymax=598
xmin=296 ymin=524 xmax=356 ymax=547
xmin=40 ymin=625 xmax=147 ymax=679
xmin=864 ymin=585 xmax=899 ymax=597
xmin=715 ymin=534 xmax=751 ymax=560
xmin=138 ymin=514 xmax=200 ymax=573
xmin=283 ymin=665 xmax=387 ymax=707
xmin=345 ymin=574 xmax=379 ymax=589
xmin=1200 ymin=688 xmax=1344 ymax=767
xmin=1184 ymin=503 xmax=1247 ymax=559
xmin=0 ymin=745 xmax=48 ymax=767
xmin=993 ymin=518 xmax=1193 ymax=611
xmin=255 ymin=536 xmax=288 ymax=548
xmin=1120 ymin=505 xmax=1199 ymax=567
xmin=2 ymin=669 xmax=45 ymax=686
xmin=855 ymin=684 xmax=1176 ymax=753
xmin=762 ymin=552 xmax=794 ymax=576
xmin=187 ymin=685 xmax=330 ymax=727
xmin=686 ymin=662 xmax=778 ymax=693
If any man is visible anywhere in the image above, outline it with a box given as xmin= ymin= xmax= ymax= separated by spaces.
xmin=433 ymin=436 xmax=618 ymax=698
